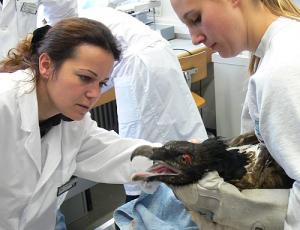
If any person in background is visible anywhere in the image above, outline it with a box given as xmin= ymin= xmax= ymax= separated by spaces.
xmin=107 ymin=0 xmax=137 ymax=8
xmin=0 ymin=17 xmax=158 ymax=230
xmin=169 ymin=0 xmax=300 ymax=229
xmin=0 ymin=0 xmax=77 ymax=60
xmin=80 ymin=6 xmax=208 ymax=205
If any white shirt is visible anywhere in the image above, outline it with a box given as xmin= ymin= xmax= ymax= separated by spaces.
xmin=0 ymin=69 xmax=153 ymax=230
xmin=241 ymin=17 xmax=300 ymax=229
xmin=0 ymin=0 xmax=77 ymax=59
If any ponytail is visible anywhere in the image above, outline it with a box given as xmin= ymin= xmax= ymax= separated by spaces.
xmin=0 ymin=25 xmax=51 ymax=77
xmin=261 ymin=0 xmax=300 ymax=20
xmin=0 ymin=35 xmax=33 ymax=73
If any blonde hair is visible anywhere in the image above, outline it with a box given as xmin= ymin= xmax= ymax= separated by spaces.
xmin=249 ymin=0 xmax=300 ymax=74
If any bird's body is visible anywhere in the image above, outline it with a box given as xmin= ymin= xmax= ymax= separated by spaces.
xmin=131 ymin=132 xmax=294 ymax=189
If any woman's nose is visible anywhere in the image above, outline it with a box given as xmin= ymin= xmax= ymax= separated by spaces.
xmin=86 ymin=83 xmax=101 ymax=99
xmin=190 ymin=28 xmax=206 ymax=45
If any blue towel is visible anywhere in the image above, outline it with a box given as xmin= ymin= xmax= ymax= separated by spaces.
xmin=55 ymin=209 xmax=67 ymax=230
xmin=114 ymin=183 xmax=198 ymax=230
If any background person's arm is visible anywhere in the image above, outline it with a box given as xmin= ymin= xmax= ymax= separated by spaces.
xmin=42 ymin=0 xmax=78 ymax=25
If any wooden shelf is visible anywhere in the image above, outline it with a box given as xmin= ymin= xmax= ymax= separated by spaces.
xmin=192 ymin=92 xmax=206 ymax=107
xmin=93 ymin=88 xmax=115 ymax=108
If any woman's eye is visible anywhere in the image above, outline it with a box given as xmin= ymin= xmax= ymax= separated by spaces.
xmin=99 ymin=82 xmax=107 ymax=88
xmin=192 ymin=16 xmax=201 ymax=25
xmin=78 ymin=74 xmax=92 ymax=83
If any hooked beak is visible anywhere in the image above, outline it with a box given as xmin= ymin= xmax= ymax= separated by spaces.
xmin=130 ymin=145 xmax=154 ymax=161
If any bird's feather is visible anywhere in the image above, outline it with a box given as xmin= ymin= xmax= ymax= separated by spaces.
xmin=131 ymin=132 xmax=294 ymax=189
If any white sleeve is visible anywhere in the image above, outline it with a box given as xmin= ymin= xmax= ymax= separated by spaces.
xmin=41 ymin=0 xmax=78 ymax=25
xmin=258 ymin=67 xmax=300 ymax=229
xmin=74 ymin=115 xmax=158 ymax=184
xmin=240 ymin=92 xmax=255 ymax=134
xmin=259 ymin=68 xmax=300 ymax=182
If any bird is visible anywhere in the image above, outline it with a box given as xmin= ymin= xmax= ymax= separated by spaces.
xmin=131 ymin=132 xmax=294 ymax=189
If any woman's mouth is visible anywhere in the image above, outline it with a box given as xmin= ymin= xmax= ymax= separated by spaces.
xmin=76 ymin=104 xmax=90 ymax=113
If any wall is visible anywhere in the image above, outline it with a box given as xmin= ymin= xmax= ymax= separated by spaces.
xmin=294 ymin=0 xmax=300 ymax=7
xmin=156 ymin=2 xmax=216 ymax=131
xmin=155 ymin=1 xmax=189 ymax=35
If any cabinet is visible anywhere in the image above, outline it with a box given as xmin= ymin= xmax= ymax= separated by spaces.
xmin=213 ymin=51 xmax=250 ymax=138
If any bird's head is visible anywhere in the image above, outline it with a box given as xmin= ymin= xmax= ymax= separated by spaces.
xmin=131 ymin=139 xmax=249 ymax=186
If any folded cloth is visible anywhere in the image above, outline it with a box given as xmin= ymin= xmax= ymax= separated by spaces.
xmin=114 ymin=183 xmax=198 ymax=230
xmin=55 ymin=209 xmax=67 ymax=230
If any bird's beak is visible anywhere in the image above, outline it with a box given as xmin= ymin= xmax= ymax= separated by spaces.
xmin=130 ymin=145 xmax=154 ymax=161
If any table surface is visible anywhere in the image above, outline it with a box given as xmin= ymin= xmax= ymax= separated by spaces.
xmin=169 ymin=39 xmax=206 ymax=55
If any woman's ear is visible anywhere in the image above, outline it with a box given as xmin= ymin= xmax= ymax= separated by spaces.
xmin=39 ymin=53 xmax=53 ymax=79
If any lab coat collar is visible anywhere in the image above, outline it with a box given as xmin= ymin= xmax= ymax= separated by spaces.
xmin=33 ymin=126 xmax=62 ymax=195
xmin=17 ymin=69 xmax=63 ymax=194
xmin=18 ymin=69 xmax=38 ymax=131
xmin=17 ymin=69 xmax=42 ymax=174
xmin=16 ymin=70 xmax=63 ymax=222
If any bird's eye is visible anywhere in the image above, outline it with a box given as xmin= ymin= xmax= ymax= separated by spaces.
xmin=164 ymin=144 xmax=172 ymax=151
xmin=181 ymin=153 xmax=192 ymax=165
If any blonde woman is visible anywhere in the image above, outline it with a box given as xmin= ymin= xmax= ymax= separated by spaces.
xmin=170 ymin=0 xmax=300 ymax=229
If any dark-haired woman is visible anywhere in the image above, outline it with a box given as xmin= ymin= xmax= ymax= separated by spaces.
xmin=0 ymin=18 xmax=154 ymax=230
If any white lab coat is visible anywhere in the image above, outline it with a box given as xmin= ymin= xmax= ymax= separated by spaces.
xmin=0 ymin=0 xmax=77 ymax=59
xmin=80 ymin=7 xmax=208 ymax=195
xmin=0 ymin=69 xmax=153 ymax=230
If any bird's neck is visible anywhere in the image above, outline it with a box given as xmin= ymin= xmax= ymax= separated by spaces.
xmin=218 ymin=149 xmax=249 ymax=181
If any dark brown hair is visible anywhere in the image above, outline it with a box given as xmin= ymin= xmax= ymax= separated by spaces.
xmin=0 ymin=17 xmax=121 ymax=80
